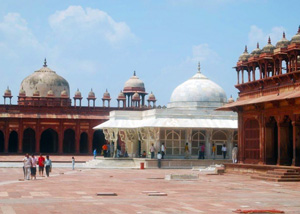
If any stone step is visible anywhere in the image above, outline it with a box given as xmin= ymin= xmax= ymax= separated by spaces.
xmin=267 ymin=171 xmax=300 ymax=176
xmin=273 ymin=169 xmax=298 ymax=173
xmin=277 ymin=178 xmax=300 ymax=182
xmin=257 ymin=173 xmax=300 ymax=179
xmin=251 ymin=174 xmax=300 ymax=182
xmin=251 ymin=175 xmax=279 ymax=182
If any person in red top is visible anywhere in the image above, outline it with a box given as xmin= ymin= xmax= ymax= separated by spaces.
xmin=102 ymin=144 xmax=108 ymax=157
xmin=38 ymin=154 xmax=45 ymax=176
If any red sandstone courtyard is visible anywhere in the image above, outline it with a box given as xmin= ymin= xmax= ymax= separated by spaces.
xmin=0 ymin=165 xmax=300 ymax=213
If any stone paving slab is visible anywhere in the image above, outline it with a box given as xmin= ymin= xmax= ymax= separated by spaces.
xmin=0 ymin=168 xmax=300 ymax=213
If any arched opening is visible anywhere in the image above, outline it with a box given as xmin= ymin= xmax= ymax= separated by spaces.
xmin=212 ymin=130 xmax=227 ymax=159
xmin=92 ymin=130 xmax=105 ymax=154
xmin=191 ymin=130 xmax=205 ymax=156
xmin=282 ymin=60 xmax=287 ymax=74
xmin=8 ymin=131 xmax=18 ymax=153
xmin=279 ymin=117 xmax=293 ymax=165
xmin=63 ymin=129 xmax=75 ymax=153
xmin=22 ymin=128 xmax=36 ymax=153
xmin=40 ymin=129 xmax=58 ymax=153
xmin=80 ymin=132 xmax=88 ymax=153
xmin=255 ymin=67 xmax=260 ymax=80
xmin=244 ymin=119 xmax=260 ymax=163
xmin=265 ymin=117 xmax=278 ymax=165
xmin=0 ymin=130 xmax=4 ymax=152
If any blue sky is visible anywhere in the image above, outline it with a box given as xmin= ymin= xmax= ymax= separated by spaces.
xmin=1 ymin=0 xmax=300 ymax=106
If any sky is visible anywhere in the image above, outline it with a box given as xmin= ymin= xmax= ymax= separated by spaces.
xmin=0 ymin=0 xmax=300 ymax=106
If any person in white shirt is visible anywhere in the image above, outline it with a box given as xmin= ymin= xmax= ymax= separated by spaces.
xmin=222 ymin=144 xmax=227 ymax=159
xmin=23 ymin=153 xmax=32 ymax=180
xmin=161 ymin=143 xmax=166 ymax=159
xmin=157 ymin=152 xmax=162 ymax=168
xmin=31 ymin=154 xmax=38 ymax=180
xmin=150 ymin=144 xmax=156 ymax=159
xmin=232 ymin=144 xmax=238 ymax=163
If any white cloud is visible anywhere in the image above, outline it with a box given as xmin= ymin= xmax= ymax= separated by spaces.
xmin=190 ymin=43 xmax=220 ymax=63
xmin=248 ymin=25 xmax=286 ymax=49
xmin=48 ymin=6 xmax=136 ymax=45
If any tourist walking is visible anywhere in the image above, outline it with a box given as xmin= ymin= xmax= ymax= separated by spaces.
xmin=45 ymin=155 xmax=52 ymax=177
xmin=161 ymin=143 xmax=166 ymax=159
xmin=184 ymin=142 xmax=190 ymax=159
xmin=222 ymin=144 xmax=227 ymax=159
xmin=232 ymin=144 xmax=238 ymax=163
xmin=23 ymin=154 xmax=31 ymax=180
xmin=30 ymin=154 xmax=38 ymax=180
xmin=157 ymin=151 xmax=162 ymax=168
xmin=93 ymin=149 xmax=97 ymax=159
xmin=38 ymin=154 xmax=45 ymax=177
xmin=102 ymin=144 xmax=108 ymax=157
xmin=72 ymin=157 xmax=75 ymax=170
xmin=211 ymin=143 xmax=216 ymax=160
xmin=150 ymin=143 xmax=156 ymax=159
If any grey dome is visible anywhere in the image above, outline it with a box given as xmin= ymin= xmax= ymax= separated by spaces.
xmin=291 ymin=26 xmax=300 ymax=44
xmin=261 ymin=37 xmax=275 ymax=53
xmin=250 ymin=43 xmax=262 ymax=57
xmin=20 ymin=59 xmax=70 ymax=97
xmin=276 ymin=32 xmax=290 ymax=48
xmin=123 ymin=71 xmax=145 ymax=92
xmin=168 ymin=64 xmax=227 ymax=109
xmin=238 ymin=46 xmax=250 ymax=61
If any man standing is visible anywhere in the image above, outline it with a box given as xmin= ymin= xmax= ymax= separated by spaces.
xmin=31 ymin=154 xmax=38 ymax=180
xmin=211 ymin=144 xmax=216 ymax=160
xmin=184 ymin=142 xmax=190 ymax=159
xmin=38 ymin=154 xmax=45 ymax=177
xmin=200 ymin=144 xmax=205 ymax=159
xmin=222 ymin=144 xmax=227 ymax=159
xmin=157 ymin=151 xmax=162 ymax=168
xmin=232 ymin=144 xmax=238 ymax=163
xmin=150 ymin=143 xmax=156 ymax=159
xmin=161 ymin=143 xmax=166 ymax=159
xmin=23 ymin=154 xmax=31 ymax=180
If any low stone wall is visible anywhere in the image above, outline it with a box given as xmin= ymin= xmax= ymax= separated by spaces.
xmin=145 ymin=159 xmax=231 ymax=169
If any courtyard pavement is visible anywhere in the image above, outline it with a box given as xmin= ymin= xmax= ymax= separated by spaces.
xmin=0 ymin=164 xmax=300 ymax=213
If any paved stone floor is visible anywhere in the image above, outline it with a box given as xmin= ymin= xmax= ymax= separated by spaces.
xmin=0 ymin=167 xmax=300 ymax=214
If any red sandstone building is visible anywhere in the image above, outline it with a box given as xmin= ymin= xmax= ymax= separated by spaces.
xmin=220 ymin=27 xmax=300 ymax=166
xmin=0 ymin=59 xmax=156 ymax=154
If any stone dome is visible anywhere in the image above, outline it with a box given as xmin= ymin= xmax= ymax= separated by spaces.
xmin=19 ymin=87 xmax=26 ymax=97
xmin=228 ymin=95 xmax=234 ymax=103
xmin=261 ymin=37 xmax=275 ymax=53
xmin=88 ymin=89 xmax=95 ymax=98
xmin=61 ymin=89 xmax=68 ymax=97
xmin=123 ymin=71 xmax=145 ymax=92
xmin=290 ymin=26 xmax=300 ymax=44
xmin=276 ymin=32 xmax=290 ymax=48
xmin=238 ymin=46 xmax=250 ymax=61
xmin=33 ymin=88 xmax=40 ymax=97
xmin=102 ymin=89 xmax=111 ymax=100
xmin=20 ymin=59 xmax=70 ymax=97
xmin=47 ymin=89 xmax=54 ymax=97
xmin=74 ymin=89 xmax=82 ymax=98
xmin=117 ymin=90 xmax=126 ymax=99
xmin=4 ymin=87 xmax=12 ymax=97
xmin=250 ymin=43 xmax=262 ymax=57
xmin=168 ymin=63 xmax=227 ymax=109
xmin=132 ymin=92 xmax=141 ymax=101
xmin=147 ymin=92 xmax=156 ymax=101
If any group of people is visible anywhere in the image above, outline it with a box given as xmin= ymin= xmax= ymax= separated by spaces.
xmin=149 ymin=143 xmax=166 ymax=159
xmin=23 ymin=153 xmax=52 ymax=180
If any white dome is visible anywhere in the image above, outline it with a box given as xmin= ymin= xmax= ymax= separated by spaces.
xmin=168 ymin=66 xmax=227 ymax=109
xmin=20 ymin=59 xmax=70 ymax=97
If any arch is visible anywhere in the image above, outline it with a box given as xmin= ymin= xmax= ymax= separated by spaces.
xmin=191 ymin=130 xmax=205 ymax=155
xmin=212 ymin=130 xmax=227 ymax=140
xmin=40 ymin=129 xmax=58 ymax=153
xmin=0 ymin=130 xmax=4 ymax=152
xmin=80 ymin=132 xmax=88 ymax=153
xmin=8 ymin=131 xmax=18 ymax=153
xmin=165 ymin=130 xmax=184 ymax=155
xmin=63 ymin=129 xmax=75 ymax=153
xmin=244 ymin=119 xmax=260 ymax=161
xmin=265 ymin=116 xmax=278 ymax=164
xmin=22 ymin=128 xmax=36 ymax=153
xmin=92 ymin=130 xmax=105 ymax=154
